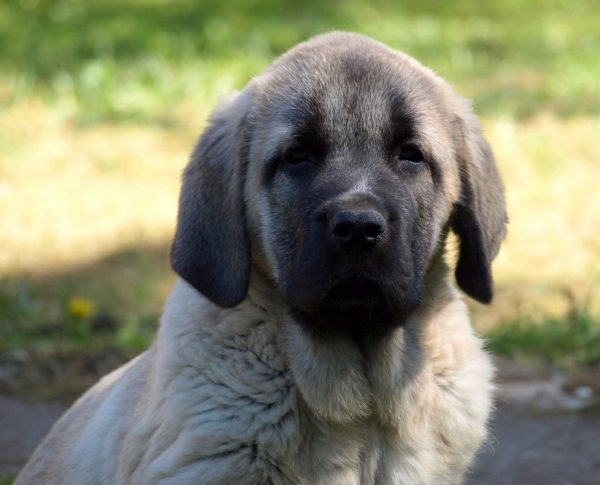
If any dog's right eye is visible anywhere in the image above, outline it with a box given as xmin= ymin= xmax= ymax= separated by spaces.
xmin=284 ymin=146 xmax=310 ymax=166
xmin=397 ymin=144 xmax=425 ymax=164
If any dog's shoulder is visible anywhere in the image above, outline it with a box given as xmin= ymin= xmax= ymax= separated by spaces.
xmin=15 ymin=351 xmax=152 ymax=484
xmin=118 ymin=278 xmax=302 ymax=483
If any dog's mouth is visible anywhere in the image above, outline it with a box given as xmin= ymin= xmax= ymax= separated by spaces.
xmin=290 ymin=276 xmax=400 ymax=337
xmin=325 ymin=277 xmax=387 ymax=309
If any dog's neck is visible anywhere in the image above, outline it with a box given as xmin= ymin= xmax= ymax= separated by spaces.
xmin=250 ymin=257 xmax=456 ymax=427
xmin=167 ymin=255 xmax=457 ymax=430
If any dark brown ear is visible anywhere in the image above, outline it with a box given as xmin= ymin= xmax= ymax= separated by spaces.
xmin=451 ymin=108 xmax=507 ymax=304
xmin=170 ymin=92 xmax=252 ymax=307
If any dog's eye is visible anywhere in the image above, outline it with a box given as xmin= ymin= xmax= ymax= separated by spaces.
xmin=285 ymin=146 xmax=310 ymax=165
xmin=397 ymin=144 xmax=425 ymax=164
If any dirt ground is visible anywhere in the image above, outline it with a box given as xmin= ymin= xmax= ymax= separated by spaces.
xmin=471 ymin=403 xmax=600 ymax=485
xmin=1 ymin=359 xmax=599 ymax=483
xmin=470 ymin=360 xmax=600 ymax=485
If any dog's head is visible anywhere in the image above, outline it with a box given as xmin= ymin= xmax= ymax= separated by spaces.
xmin=171 ymin=32 xmax=506 ymax=331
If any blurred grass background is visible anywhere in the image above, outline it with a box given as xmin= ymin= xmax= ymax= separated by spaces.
xmin=1 ymin=0 xmax=599 ymax=383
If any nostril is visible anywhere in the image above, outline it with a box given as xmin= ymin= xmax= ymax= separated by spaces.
xmin=364 ymin=222 xmax=385 ymax=240
xmin=332 ymin=221 xmax=353 ymax=241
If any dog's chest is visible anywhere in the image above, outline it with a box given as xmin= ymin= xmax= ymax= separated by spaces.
xmin=175 ymin=331 xmax=423 ymax=483
xmin=156 ymin=289 xmax=468 ymax=485
xmin=283 ymin=409 xmax=435 ymax=485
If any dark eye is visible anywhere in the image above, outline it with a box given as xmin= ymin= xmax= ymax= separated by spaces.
xmin=397 ymin=144 xmax=425 ymax=164
xmin=285 ymin=146 xmax=309 ymax=165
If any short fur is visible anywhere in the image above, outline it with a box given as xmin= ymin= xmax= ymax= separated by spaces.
xmin=17 ymin=32 xmax=506 ymax=485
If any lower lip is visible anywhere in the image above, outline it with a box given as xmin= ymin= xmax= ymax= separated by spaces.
xmin=326 ymin=278 xmax=385 ymax=307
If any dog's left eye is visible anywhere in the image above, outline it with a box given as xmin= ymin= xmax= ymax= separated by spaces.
xmin=397 ymin=144 xmax=425 ymax=164
xmin=285 ymin=146 xmax=310 ymax=165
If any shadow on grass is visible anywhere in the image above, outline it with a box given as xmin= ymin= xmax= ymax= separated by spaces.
xmin=0 ymin=243 xmax=176 ymax=402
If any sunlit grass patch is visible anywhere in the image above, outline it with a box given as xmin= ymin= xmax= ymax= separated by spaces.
xmin=472 ymin=114 xmax=600 ymax=335
xmin=0 ymin=101 xmax=196 ymax=275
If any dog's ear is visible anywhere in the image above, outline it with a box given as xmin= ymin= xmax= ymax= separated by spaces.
xmin=451 ymin=106 xmax=507 ymax=304
xmin=171 ymin=92 xmax=252 ymax=308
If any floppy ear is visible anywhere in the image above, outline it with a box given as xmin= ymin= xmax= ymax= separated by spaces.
xmin=170 ymin=92 xmax=252 ymax=308
xmin=451 ymin=108 xmax=507 ymax=304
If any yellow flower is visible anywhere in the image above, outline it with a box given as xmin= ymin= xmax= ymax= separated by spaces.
xmin=67 ymin=297 xmax=97 ymax=319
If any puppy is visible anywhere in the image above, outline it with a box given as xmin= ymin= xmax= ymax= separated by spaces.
xmin=16 ymin=32 xmax=506 ymax=485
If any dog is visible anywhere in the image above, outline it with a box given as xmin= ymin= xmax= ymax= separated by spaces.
xmin=16 ymin=32 xmax=506 ymax=485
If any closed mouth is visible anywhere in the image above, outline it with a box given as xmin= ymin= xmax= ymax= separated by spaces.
xmin=325 ymin=277 xmax=386 ymax=308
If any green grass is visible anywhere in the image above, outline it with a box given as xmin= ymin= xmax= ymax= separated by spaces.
xmin=0 ymin=245 xmax=172 ymax=355
xmin=0 ymin=0 xmax=599 ymax=380
xmin=487 ymin=307 xmax=600 ymax=369
xmin=1 ymin=0 xmax=599 ymax=122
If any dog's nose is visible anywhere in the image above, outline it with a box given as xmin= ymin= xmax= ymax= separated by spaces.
xmin=330 ymin=209 xmax=387 ymax=249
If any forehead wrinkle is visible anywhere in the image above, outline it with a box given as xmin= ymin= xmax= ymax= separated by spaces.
xmin=257 ymin=50 xmax=452 ymax=166
xmin=318 ymin=77 xmax=390 ymax=149
xmin=409 ymin=100 xmax=453 ymax=161
xmin=256 ymin=88 xmax=326 ymax=150
xmin=418 ymin=122 xmax=449 ymax=162
xmin=251 ymin=120 xmax=294 ymax=163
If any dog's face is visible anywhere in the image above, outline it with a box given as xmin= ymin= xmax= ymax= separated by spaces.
xmin=245 ymin=47 xmax=462 ymax=327
xmin=171 ymin=33 xmax=506 ymax=332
